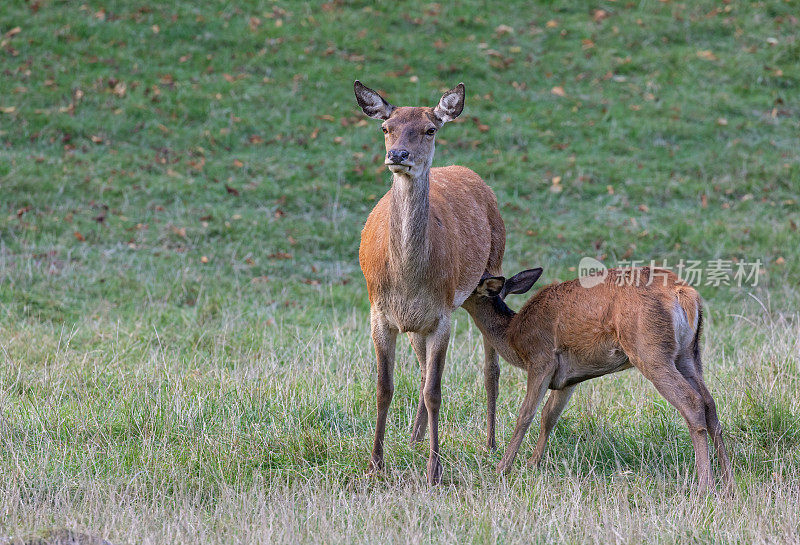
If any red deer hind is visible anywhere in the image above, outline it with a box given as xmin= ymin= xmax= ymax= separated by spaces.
xmin=354 ymin=81 xmax=506 ymax=484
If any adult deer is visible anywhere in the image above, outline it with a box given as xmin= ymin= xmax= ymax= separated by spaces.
xmin=463 ymin=266 xmax=735 ymax=493
xmin=354 ymin=81 xmax=505 ymax=484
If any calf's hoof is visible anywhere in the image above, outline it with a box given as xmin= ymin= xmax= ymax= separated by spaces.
xmin=526 ymin=453 xmax=544 ymax=468
xmin=496 ymin=458 xmax=514 ymax=475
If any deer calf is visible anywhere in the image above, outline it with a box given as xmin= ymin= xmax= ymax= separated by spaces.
xmin=462 ymin=266 xmax=734 ymax=492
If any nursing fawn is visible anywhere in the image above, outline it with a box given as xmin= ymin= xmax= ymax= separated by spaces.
xmin=462 ymin=266 xmax=734 ymax=493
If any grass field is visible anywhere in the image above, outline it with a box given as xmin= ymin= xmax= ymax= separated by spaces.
xmin=1 ymin=0 xmax=799 ymax=543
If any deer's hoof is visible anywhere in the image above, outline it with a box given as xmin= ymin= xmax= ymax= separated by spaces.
xmin=426 ymin=458 xmax=443 ymax=486
xmin=366 ymin=454 xmax=384 ymax=476
xmin=496 ymin=459 xmax=513 ymax=475
xmin=526 ymin=454 xmax=543 ymax=468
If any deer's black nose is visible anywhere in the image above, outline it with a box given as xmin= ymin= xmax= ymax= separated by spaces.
xmin=387 ymin=149 xmax=409 ymax=163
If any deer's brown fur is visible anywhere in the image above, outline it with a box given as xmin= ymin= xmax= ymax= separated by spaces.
xmin=354 ymin=81 xmax=505 ymax=484
xmin=360 ymin=165 xmax=504 ymax=319
xmin=465 ymin=267 xmax=734 ymax=493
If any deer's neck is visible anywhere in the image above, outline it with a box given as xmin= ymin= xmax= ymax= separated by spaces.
xmin=388 ymin=170 xmax=431 ymax=271
xmin=470 ymin=298 xmax=524 ymax=367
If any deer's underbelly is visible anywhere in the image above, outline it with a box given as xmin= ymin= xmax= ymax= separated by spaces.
xmin=373 ymin=291 xmax=451 ymax=334
xmin=550 ymin=345 xmax=632 ymax=390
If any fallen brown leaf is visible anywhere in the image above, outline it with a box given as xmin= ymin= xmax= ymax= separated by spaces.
xmin=696 ymin=50 xmax=718 ymax=61
xmin=111 ymin=80 xmax=126 ymax=97
xmin=268 ymin=252 xmax=292 ymax=260
xmin=170 ymin=225 xmax=187 ymax=238
xmin=622 ymin=246 xmax=634 ymax=259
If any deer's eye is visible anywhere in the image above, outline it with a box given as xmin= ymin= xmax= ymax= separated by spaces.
xmin=381 ymin=126 xmax=388 ymax=134
xmin=426 ymin=128 xmax=436 ymax=136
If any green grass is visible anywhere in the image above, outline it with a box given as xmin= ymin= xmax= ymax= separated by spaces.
xmin=1 ymin=1 xmax=799 ymax=543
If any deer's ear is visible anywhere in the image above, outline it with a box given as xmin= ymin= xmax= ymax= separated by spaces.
xmin=502 ymin=268 xmax=543 ymax=297
xmin=354 ymin=81 xmax=394 ymax=120
xmin=433 ymin=83 xmax=465 ymax=124
xmin=476 ymin=276 xmax=505 ymax=297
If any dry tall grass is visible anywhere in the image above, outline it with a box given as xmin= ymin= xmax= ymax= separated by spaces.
xmin=2 ymin=302 xmax=798 ymax=544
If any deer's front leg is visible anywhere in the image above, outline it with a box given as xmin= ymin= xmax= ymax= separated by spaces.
xmin=527 ymin=386 xmax=575 ymax=467
xmin=368 ymin=310 xmax=398 ymax=473
xmin=497 ymin=366 xmax=553 ymax=474
xmin=408 ymin=332 xmax=428 ymax=444
xmin=423 ymin=317 xmax=451 ymax=485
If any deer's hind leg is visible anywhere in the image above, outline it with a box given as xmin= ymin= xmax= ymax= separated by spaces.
xmin=675 ymin=351 xmax=735 ymax=493
xmin=483 ymin=337 xmax=500 ymax=451
xmin=633 ymin=354 xmax=714 ymax=493
xmin=618 ymin=300 xmax=715 ymax=492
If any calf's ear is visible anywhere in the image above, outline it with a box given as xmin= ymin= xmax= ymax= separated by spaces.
xmin=502 ymin=268 xmax=543 ymax=297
